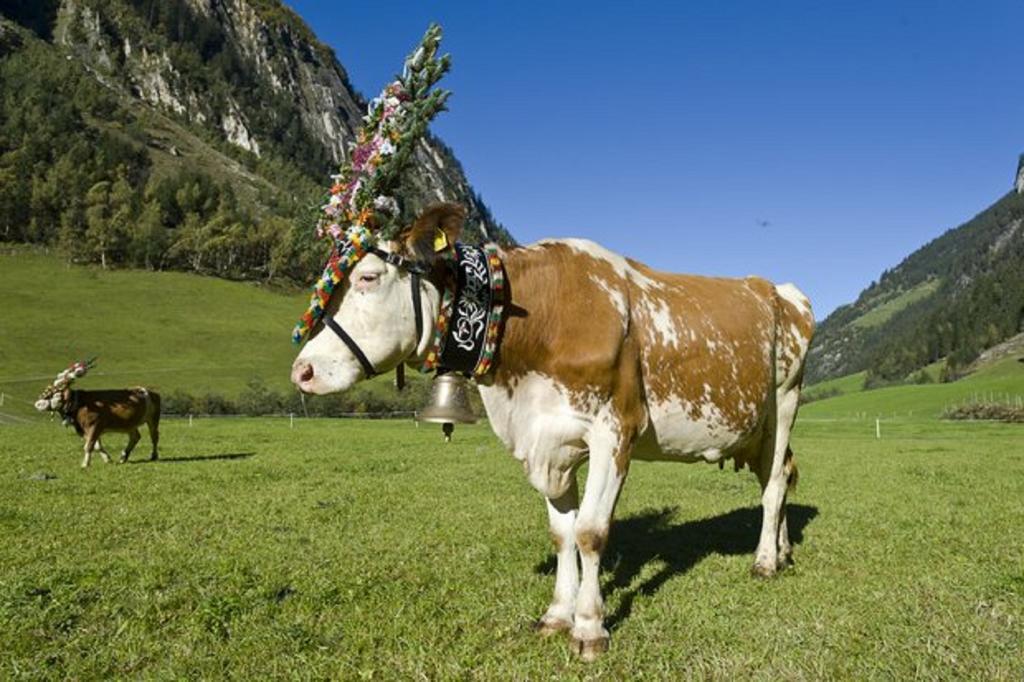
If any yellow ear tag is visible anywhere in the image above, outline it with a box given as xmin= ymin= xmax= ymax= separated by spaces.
xmin=432 ymin=228 xmax=449 ymax=253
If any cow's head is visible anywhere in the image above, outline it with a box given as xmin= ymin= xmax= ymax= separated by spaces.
xmin=291 ymin=203 xmax=466 ymax=394
xmin=35 ymin=386 xmax=70 ymax=412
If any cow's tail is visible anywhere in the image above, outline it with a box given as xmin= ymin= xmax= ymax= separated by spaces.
xmin=784 ymin=446 xmax=799 ymax=492
xmin=145 ymin=390 xmax=161 ymax=458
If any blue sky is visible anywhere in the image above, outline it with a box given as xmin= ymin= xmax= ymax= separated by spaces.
xmin=287 ymin=1 xmax=1024 ymax=318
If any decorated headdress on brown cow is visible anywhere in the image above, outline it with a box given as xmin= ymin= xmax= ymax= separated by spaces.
xmin=292 ymin=24 xmax=453 ymax=344
xmin=35 ymin=358 xmax=97 ymax=412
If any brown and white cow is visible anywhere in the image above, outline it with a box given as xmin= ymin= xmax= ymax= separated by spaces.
xmin=291 ymin=204 xmax=814 ymax=660
xmin=36 ymin=388 xmax=161 ymax=468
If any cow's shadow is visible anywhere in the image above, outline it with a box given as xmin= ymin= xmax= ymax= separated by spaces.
xmin=534 ymin=503 xmax=818 ymax=629
xmin=130 ymin=452 xmax=256 ymax=464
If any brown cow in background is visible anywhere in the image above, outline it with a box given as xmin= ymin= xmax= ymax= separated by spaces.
xmin=37 ymin=384 xmax=161 ymax=468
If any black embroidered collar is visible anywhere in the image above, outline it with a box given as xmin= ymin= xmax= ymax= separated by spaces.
xmin=422 ymin=243 xmax=505 ymax=377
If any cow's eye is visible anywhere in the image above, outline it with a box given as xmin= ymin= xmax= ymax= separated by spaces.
xmin=357 ymin=273 xmax=381 ymax=288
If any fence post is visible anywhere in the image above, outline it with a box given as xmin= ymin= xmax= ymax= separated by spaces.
xmin=189 ymin=414 xmax=193 ymax=428
xmin=290 ymin=413 xmax=294 ymax=429
xmin=875 ymin=418 xmax=881 ymax=440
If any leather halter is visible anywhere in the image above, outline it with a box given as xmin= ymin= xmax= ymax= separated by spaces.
xmin=321 ymin=246 xmax=427 ymax=383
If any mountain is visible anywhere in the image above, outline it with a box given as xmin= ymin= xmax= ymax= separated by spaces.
xmin=0 ymin=0 xmax=510 ymax=282
xmin=807 ymin=169 xmax=1024 ymax=385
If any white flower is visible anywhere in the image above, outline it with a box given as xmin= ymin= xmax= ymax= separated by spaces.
xmin=374 ymin=195 xmax=399 ymax=215
xmin=378 ymin=139 xmax=395 ymax=156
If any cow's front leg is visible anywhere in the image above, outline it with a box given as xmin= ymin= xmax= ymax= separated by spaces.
xmin=534 ymin=480 xmax=579 ymax=636
xmin=93 ymin=437 xmax=112 ymax=464
xmin=82 ymin=429 xmax=97 ymax=468
xmin=571 ymin=445 xmax=627 ymax=661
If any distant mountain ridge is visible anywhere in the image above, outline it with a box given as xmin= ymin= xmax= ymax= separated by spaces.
xmin=0 ymin=0 xmax=510 ymax=281
xmin=807 ymin=173 xmax=1024 ymax=385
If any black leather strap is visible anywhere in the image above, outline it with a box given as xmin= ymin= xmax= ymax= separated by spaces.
xmin=323 ymin=316 xmax=377 ymax=378
xmin=321 ymin=265 xmax=426 ymax=381
xmin=411 ymin=272 xmax=423 ymax=345
xmin=368 ymin=247 xmax=429 ymax=275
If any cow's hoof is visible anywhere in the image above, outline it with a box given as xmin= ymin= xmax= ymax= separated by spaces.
xmin=149 ymin=454 xmax=158 ymax=461
xmin=532 ymin=616 xmax=572 ymax=637
xmin=777 ymin=554 xmax=794 ymax=571
xmin=750 ymin=562 xmax=777 ymax=579
xmin=571 ymin=635 xmax=609 ymax=662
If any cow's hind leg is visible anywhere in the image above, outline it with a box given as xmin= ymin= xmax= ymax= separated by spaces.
xmin=571 ymin=439 xmax=628 ymax=661
xmin=534 ymin=480 xmax=579 ymax=636
xmin=147 ymin=411 xmax=160 ymax=460
xmin=752 ymin=387 xmax=799 ymax=577
xmin=120 ymin=429 xmax=141 ymax=463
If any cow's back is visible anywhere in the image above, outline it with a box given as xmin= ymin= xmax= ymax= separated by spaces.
xmin=72 ymin=387 xmax=157 ymax=433
xmin=490 ymin=239 xmax=812 ymax=465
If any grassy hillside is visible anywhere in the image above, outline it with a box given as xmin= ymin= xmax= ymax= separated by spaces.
xmin=0 ymin=249 xmax=436 ymax=423
xmin=801 ymin=357 xmax=1024 ymax=419
xmin=801 ymin=371 xmax=867 ymax=402
xmin=0 ymin=249 xmax=303 ymax=417
xmin=849 ymin=278 xmax=940 ymax=330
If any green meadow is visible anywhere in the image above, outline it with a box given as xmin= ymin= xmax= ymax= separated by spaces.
xmin=0 ymin=249 xmax=305 ymax=413
xmin=1 ymin=415 xmax=1021 ymax=679
xmin=0 ymin=249 xmax=423 ymax=423
xmin=802 ymin=357 xmax=1024 ymax=420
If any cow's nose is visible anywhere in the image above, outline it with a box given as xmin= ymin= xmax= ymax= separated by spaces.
xmin=291 ymin=361 xmax=315 ymax=390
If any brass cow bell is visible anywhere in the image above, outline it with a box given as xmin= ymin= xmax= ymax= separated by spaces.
xmin=418 ymin=373 xmax=477 ymax=442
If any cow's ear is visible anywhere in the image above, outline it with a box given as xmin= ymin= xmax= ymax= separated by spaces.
xmin=402 ymin=203 xmax=466 ymax=260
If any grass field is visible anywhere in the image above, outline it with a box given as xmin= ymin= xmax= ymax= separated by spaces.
xmin=0 ymin=249 xmax=304 ymax=408
xmin=1 ymin=416 xmax=1022 ymax=678
xmin=802 ymin=357 xmax=1024 ymax=419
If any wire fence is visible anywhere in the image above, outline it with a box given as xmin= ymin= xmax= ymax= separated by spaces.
xmin=0 ymin=365 xmax=269 ymax=385
xmin=0 ymin=387 xmax=424 ymax=426
xmin=162 ymin=411 xmax=419 ymax=427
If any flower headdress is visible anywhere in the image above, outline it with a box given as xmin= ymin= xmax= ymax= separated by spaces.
xmin=292 ymin=24 xmax=452 ymax=344
xmin=35 ymin=358 xmax=97 ymax=412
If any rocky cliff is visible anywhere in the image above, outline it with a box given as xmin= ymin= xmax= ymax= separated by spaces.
xmin=5 ymin=0 xmax=508 ymax=244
